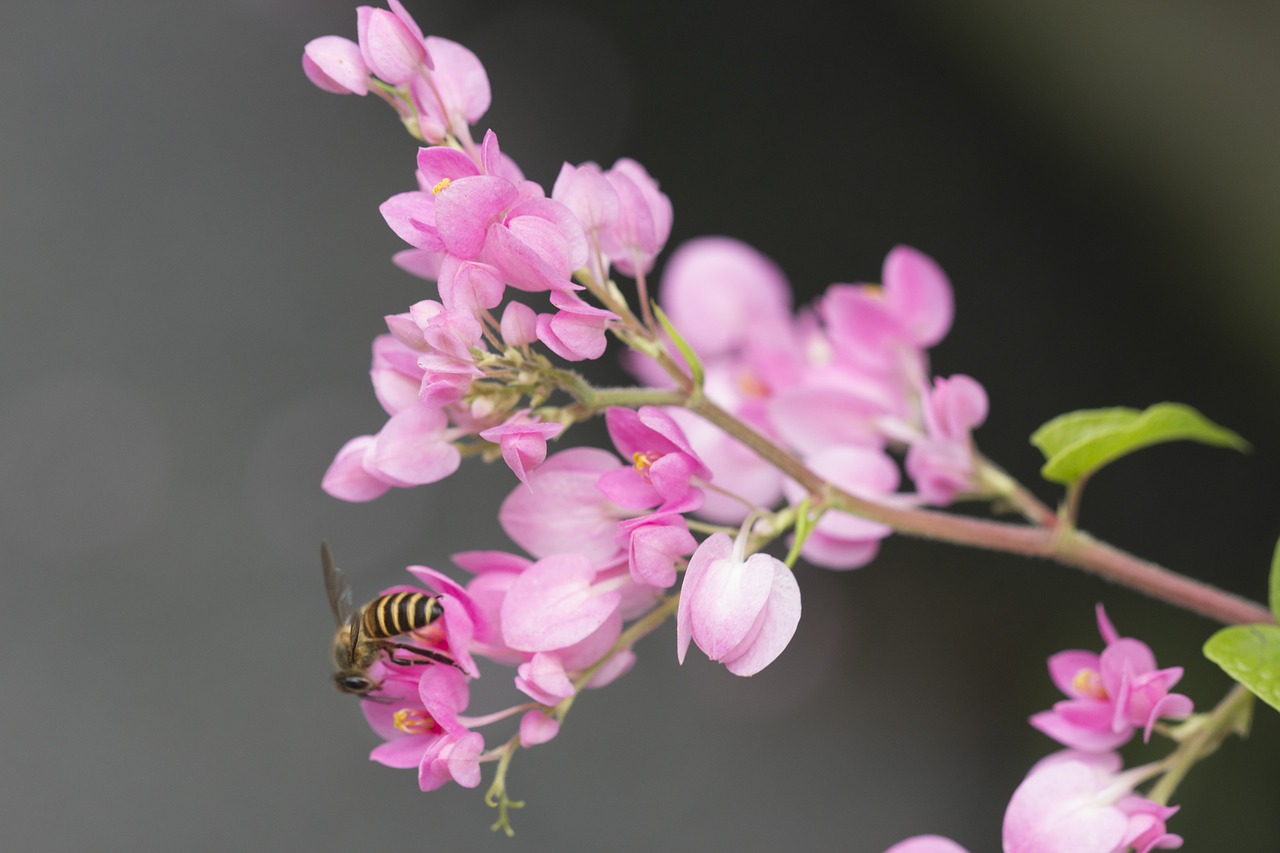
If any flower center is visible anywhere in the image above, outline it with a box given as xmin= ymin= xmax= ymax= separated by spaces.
xmin=431 ymin=177 xmax=452 ymax=195
xmin=632 ymin=450 xmax=659 ymax=478
xmin=1072 ymin=668 xmax=1108 ymax=700
xmin=393 ymin=708 xmax=440 ymax=734
xmin=735 ymin=369 xmax=769 ymax=398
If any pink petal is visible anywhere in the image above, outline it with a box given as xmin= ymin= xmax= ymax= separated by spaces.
xmin=519 ymin=710 xmax=560 ymax=747
xmin=501 ymin=554 xmax=620 ymax=652
xmin=360 ymin=8 xmax=426 ymax=85
xmin=370 ymin=735 xmax=433 ymax=769
xmin=676 ymin=532 xmax=732 ymax=664
xmin=884 ymin=837 xmax=970 ymax=853
xmin=370 ymin=406 xmax=460 ymax=485
xmin=689 ymin=545 xmax=773 ymax=661
xmin=721 ymin=556 xmax=801 ymax=676
xmin=883 ymin=245 xmax=953 ymax=348
xmin=303 ymin=36 xmax=370 ymax=95
xmin=322 ymin=435 xmax=391 ymax=502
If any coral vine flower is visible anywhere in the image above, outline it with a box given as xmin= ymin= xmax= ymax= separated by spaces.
xmin=676 ymin=532 xmax=801 ymax=676
xmin=479 ymin=412 xmax=565 ymax=487
xmin=1002 ymin=751 xmax=1182 ymax=853
xmin=1030 ymin=605 xmax=1193 ymax=751
xmin=597 ymin=406 xmax=710 ymax=509
xmin=883 ymin=838 xmax=970 ymax=853
xmin=905 ymin=374 xmax=989 ymax=506
xmin=498 ymin=448 xmax=629 ymax=563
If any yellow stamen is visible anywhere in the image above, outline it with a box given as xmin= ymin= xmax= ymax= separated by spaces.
xmin=431 ymin=177 xmax=452 ymax=195
xmin=1072 ymin=668 xmax=1107 ymax=700
xmin=393 ymin=708 xmax=439 ymax=735
xmin=633 ymin=451 xmax=658 ymax=476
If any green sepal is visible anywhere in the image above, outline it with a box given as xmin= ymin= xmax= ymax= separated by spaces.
xmin=1204 ymin=624 xmax=1280 ymax=713
xmin=1270 ymin=536 xmax=1280 ymax=621
xmin=1030 ymin=402 xmax=1248 ymax=486
xmin=652 ymin=303 xmax=704 ymax=390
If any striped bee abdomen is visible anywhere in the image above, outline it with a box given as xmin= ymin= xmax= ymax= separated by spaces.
xmin=362 ymin=592 xmax=443 ymax=638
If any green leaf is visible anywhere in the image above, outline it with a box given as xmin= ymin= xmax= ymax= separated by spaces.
xmin=652 ymin=303 xmax=704 ymax=389
xmin=1271 ymin=537 xmax=1280 ymax=622
xmin=1030 ymin=402 xmax=1248 ymax=485
xmin=1204 ymin=624 xmax=1280 ymax=713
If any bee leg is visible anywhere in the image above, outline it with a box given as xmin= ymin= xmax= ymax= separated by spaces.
xmin=385 ymin=642 xmax=461 ymax=670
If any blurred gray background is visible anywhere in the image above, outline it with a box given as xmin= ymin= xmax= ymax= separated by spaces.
xmin=3 ymin=0 xmax=1279 ymax=849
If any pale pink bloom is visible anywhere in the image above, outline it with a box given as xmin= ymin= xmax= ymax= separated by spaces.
xmin=1030 ymin=605 xmax=1193 ymax=751
xmin=1002 ymin=751 xmax=1181 ymax=853
xmin=514 ymin=606 xmax=626 ymax=704
xmin=409 ymin=36 xmax=491 ymax=144
xmin=905 ymin=374 xmax=988 ymax=506
xmin=500 ymin=553 xmax=622 ymax=653
xmin=657 ymin=236 xmax=792 ymax=359
xmin=392 ymin=246 xmax=446 ymax=280
xmin=370 ymin=331 xmax=426 ymax=414
xmin=369 ymin=404 xmax=462 ymax=486
xmin=676 ymin=532 xmax=801 ymax=676
xmin=364 ymin=664 xmax=468 ymax=769
xmin=418 ymin=731 xmax=485 ymax=791
xmin=498 ymin=447 xmax=629 ymax=563
xmin=479 ymin=412 xmax=565 ymax=487
xmin=597 ymin=406 xmax=710 ymax=509
xmin=322 ymin=435 xmax=392 ymax=502
xmin=356 ymin=5 xmax=429 ymax=86
xmin=436 ymin=255 xmax=504 ymax=312
xmin=535 ymin=291 xmax=618 ymax=361
xmin=552 ymin=161 xmax=620 ymax=285
xmin=616 ymin=510 xmax=697 ymax=588
xmin=452 ymin=551 xmax=529 ymax=664
xmin=884 ymin=837 xmax=970 ymax=853
xmin=500 ymin=301 xmax=537 ymax=347
xmin=302 ymin=36 xmax=370 ymax=95
xmin=783 ymin=445 xmax=899 ymax=570
xmin=483 ymin=198 xmax=589 ymax=293
xmin=519 ymin=710 xmax=560 ymax=747
xmin=601 ymin=158 xmax=672 ymax=278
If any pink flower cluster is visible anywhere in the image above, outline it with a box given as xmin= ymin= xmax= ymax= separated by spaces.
xmin=886 ymin=607 xmax=1189 ymax=852
xmin=341 ymin=405 xmax=801 ymax=791
xmin=630 ymin=237 xmax=988 ymax=568
xmin=308 ymin=5 xmax=672 ymax=503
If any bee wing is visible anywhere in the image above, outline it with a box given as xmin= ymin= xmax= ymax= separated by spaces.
xmin=321 ymin=541 xmax=355 ymax=627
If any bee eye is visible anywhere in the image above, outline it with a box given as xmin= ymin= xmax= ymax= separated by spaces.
xmin=337 ymin=675 xmax=373 ymax=693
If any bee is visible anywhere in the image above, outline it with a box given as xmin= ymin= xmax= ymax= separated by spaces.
xmin=322 ymin=542 xmax=457 ymax=696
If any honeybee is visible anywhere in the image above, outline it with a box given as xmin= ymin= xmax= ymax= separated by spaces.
xmin=322 ymin=542 xmax=457 ymax=696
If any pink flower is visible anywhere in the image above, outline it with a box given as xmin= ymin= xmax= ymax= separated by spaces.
xmin=498 ymin=447 xmax=629 ymax=563
xmin=356 ymin=4 xmax=430 ymax=86
xmin=1030 ymin=605 xmax=1193 ymax=751
xmin=905 ymin=374 xmax=988 ymax=506
xmin=656 ymin=236 xmax=792 ymax=360
xmin=500 ymin=553 xmax=621 ymax=653
xmin=883 ymin=837 xmax=970 ymax=853
xmin=321 ymin=404 xmax=461 ymax=502
xmin=364 ymin=664 xmax=470 ymax=769
xmin=409 ymin=36 xmax=491 ymax=144
xmin=1002 ymin=751 xmax=1182 ymax=853
xmin=479 ymin=412 xmax=565 ymax=487
xmin=616 ymin=510 xmax=697 ymax=588
xmin=676 ymin=532 xmax=801 ymax=676
xmin=783 ymin=445 xmax=899 ymax=570
xmin=597 ymin=406 xmax=710 ymax=509
xmin=821 ymin=245 xmax=953 ymax=375
xmin=302 ymin=36 xmax=370 ymax=95
xmin=535 ymin=291 xmax=618 ymax=362
xmin=418 ymin=731 xmax=485 ymax=791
